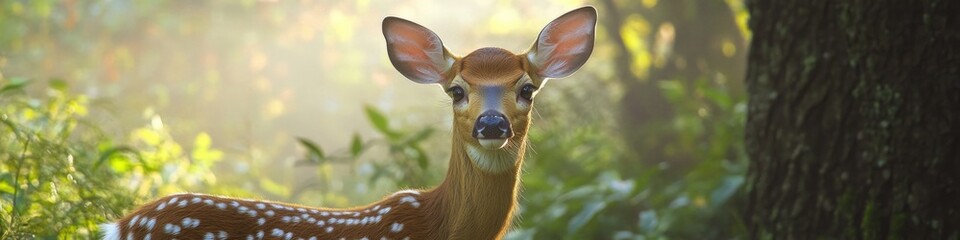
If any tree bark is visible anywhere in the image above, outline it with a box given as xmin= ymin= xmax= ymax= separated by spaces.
xmin=744 ymin=0 xmax=960 ymax=238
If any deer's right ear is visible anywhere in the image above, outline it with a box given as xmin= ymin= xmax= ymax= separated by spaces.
xmin=383 ymin=17 xmax=455 ymax=84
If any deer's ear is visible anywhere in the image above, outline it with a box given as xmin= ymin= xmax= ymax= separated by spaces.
xmin=527 ymin=6 xmax=597 ymax=79
xmin=383 ymin=17 xmax=456 ymax=84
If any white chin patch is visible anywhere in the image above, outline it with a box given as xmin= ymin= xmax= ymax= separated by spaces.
xmin=466 ymin=144 xmax=517 ymax=173
xmin=478 ymin=139 xmax=509 ymax=149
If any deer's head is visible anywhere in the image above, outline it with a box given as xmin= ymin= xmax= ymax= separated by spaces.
xmin=382 ymin=7 xmax=597 ymax=173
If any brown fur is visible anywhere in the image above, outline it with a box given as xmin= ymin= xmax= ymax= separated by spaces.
xmin=105 ymin=49 xmax=535 ymax=240
xmin=106 ymin=6 xmax=596 ymax=240
xmin=459 ymin=48 xmax=525 ymax=86
xmin=106 ymin=51 xmax=535 ymax=240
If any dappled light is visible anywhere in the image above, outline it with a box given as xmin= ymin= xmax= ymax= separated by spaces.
xmin=0 ymin=0 xmax=751 ymax=238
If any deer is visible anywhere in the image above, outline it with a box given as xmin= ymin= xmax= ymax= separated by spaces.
xmin=100 ymin=6 xmax=596 ymax=240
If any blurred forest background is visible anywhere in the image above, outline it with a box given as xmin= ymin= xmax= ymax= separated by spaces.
xmin=0 ymin=0 xmax=750 ymax=239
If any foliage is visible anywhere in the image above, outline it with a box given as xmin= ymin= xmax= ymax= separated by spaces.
xmin=507 ymin=76 xmax=747 ymax=239
xmin=0 ymin=0 xmax=750 ymax=239
xmin=296 ymin=105 xmax=440 ymax=191
xmin=0 ymin=76 xmax=225 ymax=238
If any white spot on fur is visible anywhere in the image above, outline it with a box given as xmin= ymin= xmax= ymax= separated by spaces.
xmin=203 ymin=199 xmax=214 ymax=205
xmin=257 ymin=218 xmax=266 ymax=225
xmin=100 ymin=223 xmax=120 ymax=240
xmin=163 ymin=223 xmax=181 ymax=235
xmin=192 ymin=197 xmax=202 ymax=203
xmin=181 ymin=217 xmax=200 ymax=228
xmin=144 ymin=233 xmax=151 ymax=240
xmin=399 ymin=196 xmax=421 ymax=208
xmin=218 ymin=231 xmax=228 ymax=240
xmin=216 ymin=203 xmax=227 ymax=210
xmin=391 ymin=222 xmax=404 ymax=233
xmin=230 ymin=201 xmax=240 ymax=207
xmin=248 ymin=210 xmax=258 ymax=217
xmin=125 ymin=232 xmax=133 ymax=240
xmin=256 ymin=203 xmax=266 ymax=209
xmin=271 ymin=228 xmax=284 ymax=237
xmin=156 ymin=202 xmax=166 ymax=211
xmin=265 ymin=210 xmax=275 ymax=217
xmin=257 ymin=230 xmax=265 ymax=239
xmin=177 ymin=200 xmax=188 ymax=207
xmin=204 ymin=232 xmax=215 ymax=240
xmin=146 ymin=218 xmax=156 ymax=230
xmin=378 ymin=207 xmax=392 ymax=215
xmin=129 ymin=215 xmax=140 ymax=228
xmin=168 ymin=197 xmax=179 ymax=205
xmin=325 ymin=226 xmax=333 ymax=233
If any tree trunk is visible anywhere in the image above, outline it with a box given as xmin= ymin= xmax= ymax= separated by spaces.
xmin=744 ymin=0 xmax=960 ymax=238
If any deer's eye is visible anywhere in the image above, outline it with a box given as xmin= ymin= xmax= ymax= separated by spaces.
xmin=518 ymin=84 xmax=537 ymax=102
xmin=447 ymin=86 xmax=466 ymax=103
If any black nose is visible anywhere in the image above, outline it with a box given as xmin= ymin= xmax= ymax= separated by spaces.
xmin=473 ymin=110 xmax=513 ymax=139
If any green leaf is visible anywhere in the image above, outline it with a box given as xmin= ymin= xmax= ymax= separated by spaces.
xmin=364 ymin=105 xmax=399 ymax=139
xmin=95 ymin=146 xmax=140 ymax=170
xmin=638 ymin=210 xmax=658 ymax=232
xmin=192 ymin=132 xmax=223 ymax=163
xmin=49 ymin=78 xmax=68 ymax=92
xmin=568 ymin=201 xmax=607 ymax=235
xmin=350 ymin=133 xmax=363 ymax=157
xmin=403 ymin=127 xmax=434 ymax=145
xmin=0 ymin=77 xmax=29 ymax=95
xmin=413 ymin=145 xmax=429 ymax=170
xmin=259 ymin=178 xmax=291 ymax=197
xmin=0 ymin=181 xmax=14 ymax=194
xmin=194 ymin=132 xmax=212 ymax=149
xmin=710 ymin=175 xmax=744 ymax=207
xmin=296 ymin=137 xmax=325 ymax=162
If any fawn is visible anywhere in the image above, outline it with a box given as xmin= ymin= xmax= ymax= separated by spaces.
xmin=101 ymin=6 xmax=596 ymax=240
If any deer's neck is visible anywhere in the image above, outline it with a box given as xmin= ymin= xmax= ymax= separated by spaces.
xmin=423 ymin=133 xmax=526 ymax=239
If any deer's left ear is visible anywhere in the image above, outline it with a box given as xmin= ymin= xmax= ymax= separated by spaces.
xmin=527 ymin=6 xmax=597 ymax=79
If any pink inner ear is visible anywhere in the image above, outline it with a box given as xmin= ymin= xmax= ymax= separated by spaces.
xmin=386 ymin=22 xmax=447 ymax=83
xmin=546 ymin=15 xmax=593 ymax=52
xmin=533 ymin=10 xmax=596 ymax=78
